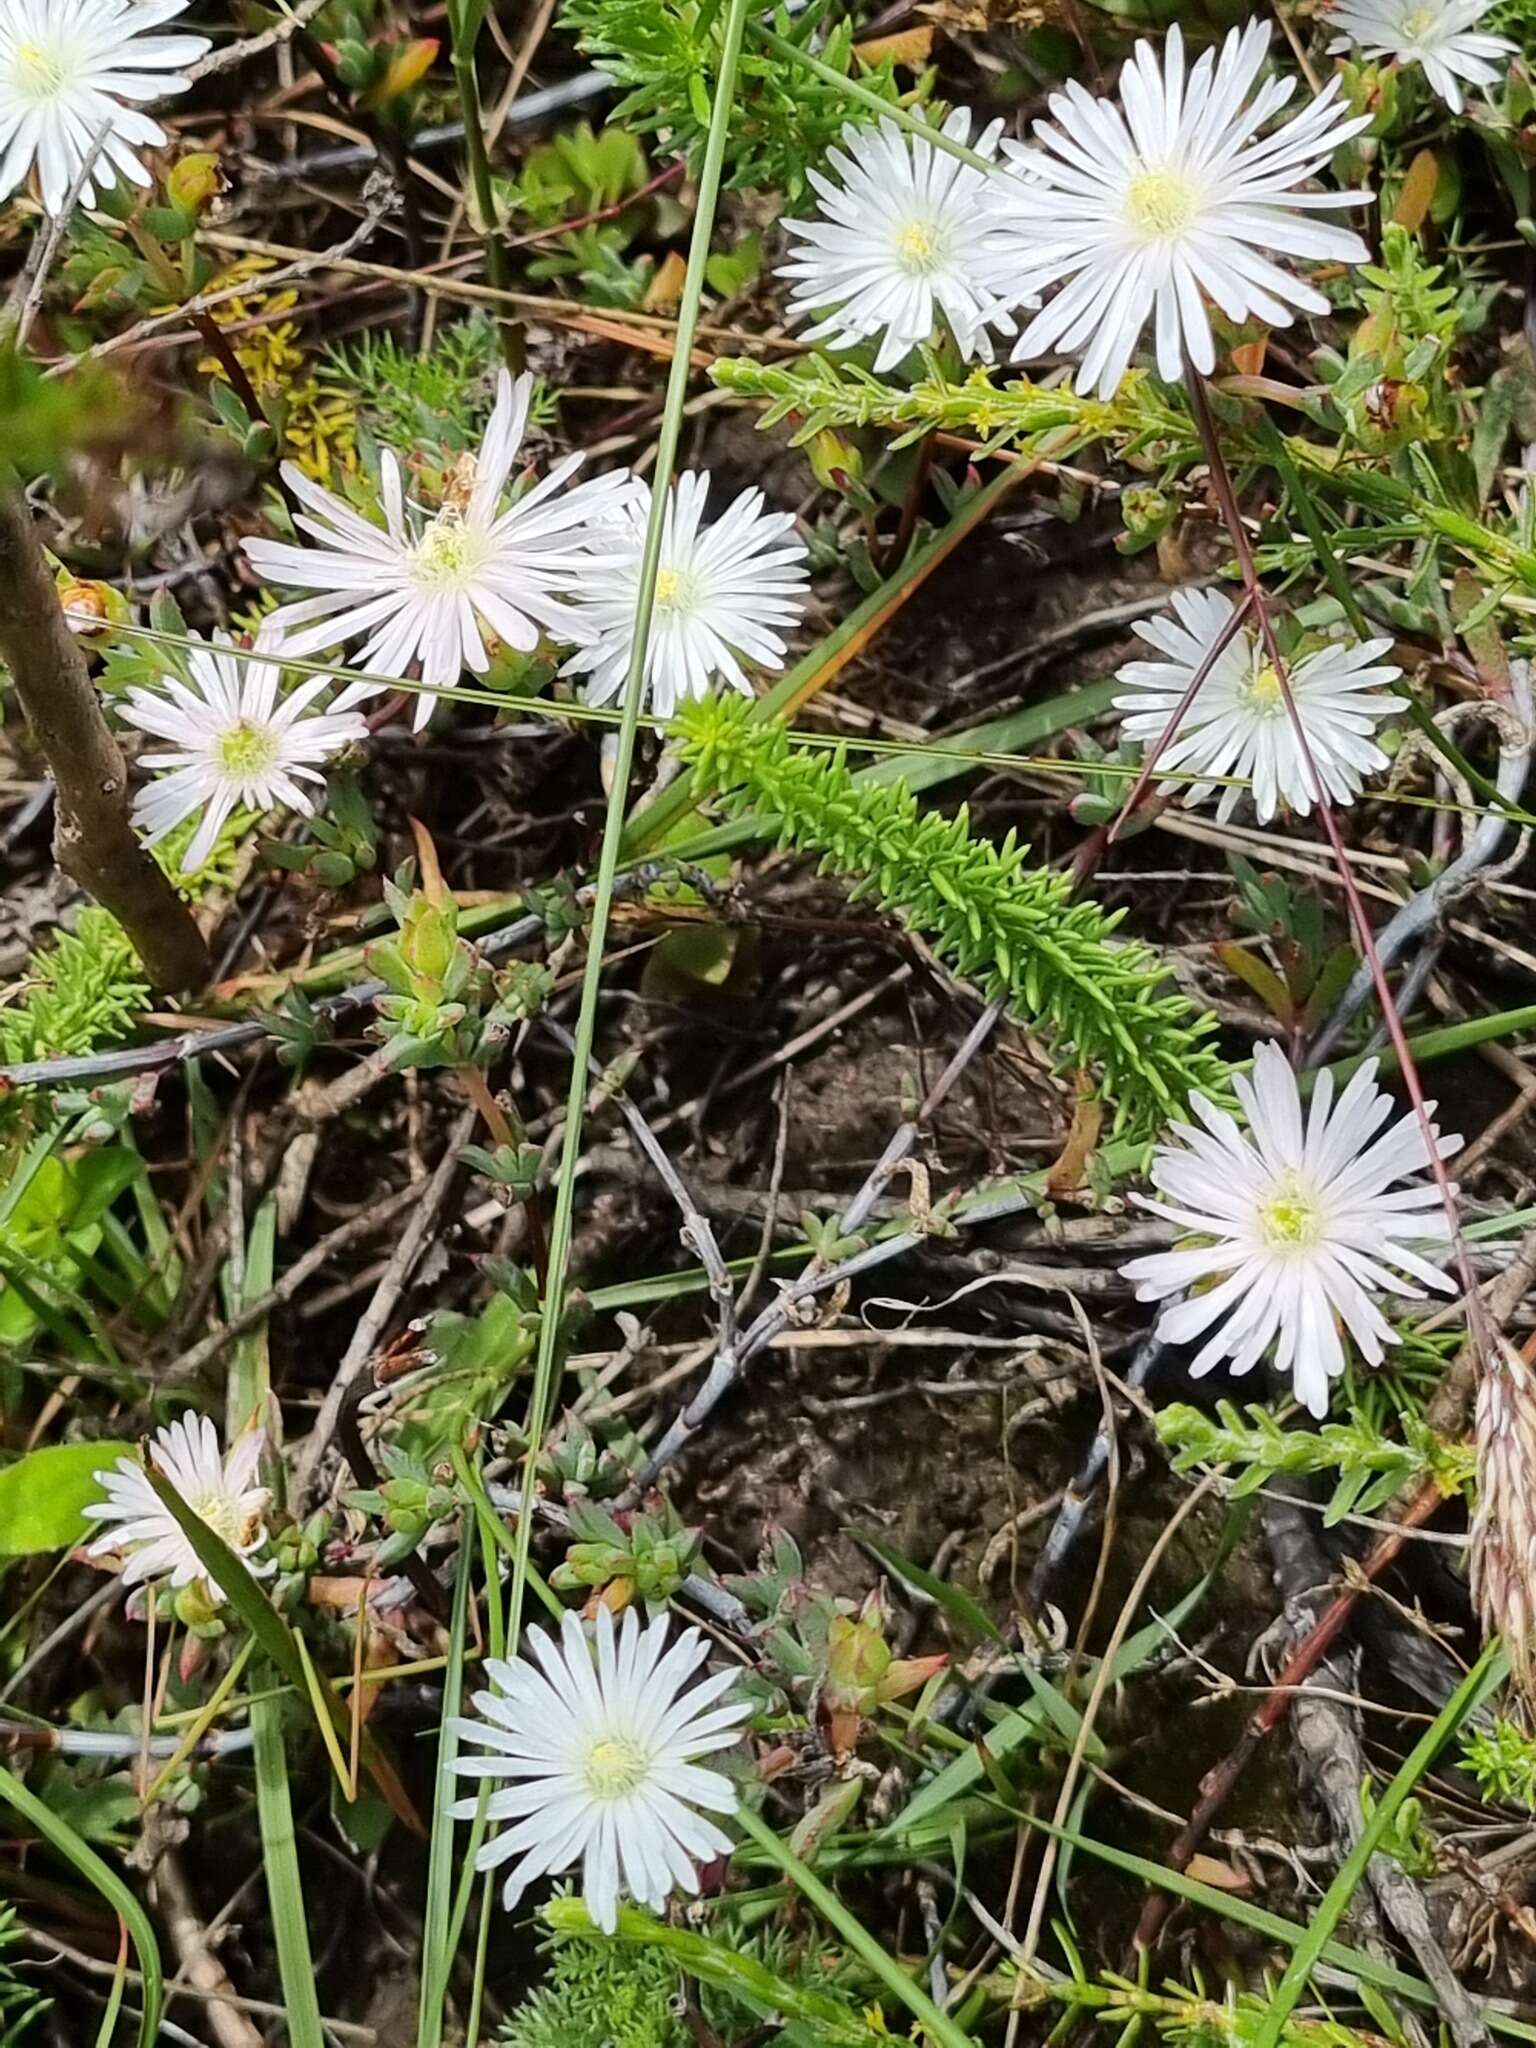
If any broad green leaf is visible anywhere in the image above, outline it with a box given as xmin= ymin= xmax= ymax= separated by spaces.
xmin=0 ymin=1440 xmax=134 ymax=1554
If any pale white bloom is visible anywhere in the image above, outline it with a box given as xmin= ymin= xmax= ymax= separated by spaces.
xmin=562 ymin=471 xmax=810 ymax=720
xmin=779 ymin=108 xmax=1025 ymax=372
xmin=449 ymin=1604 xmax=748 ymax=1932
xmin=1327 ymin=0 xmax=1513 ymax=112
xmin=243 ymin=371 xmax=632 ymax=731
xmin=1112 ymin=587 xmax=1406 ymax=823
xmin=118 ymin=629 xmax=366 ymax=873
xmin=1121 ymin=1042 xmax=1458 ymax=1418
xmin=83 ymin=1417 xmax=271 ymax=1597
xmin=0 ymin=0 xmax=210 ymax=218
xmin=980 ymin=23 xmax=1371 ymax=397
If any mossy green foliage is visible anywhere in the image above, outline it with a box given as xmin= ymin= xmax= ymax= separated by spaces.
xmin=557 ymin=0 xmax=917 ymax=198
xmin=497 ymin=1934 xmax=687 ymax=2048
xmin=0 ymin=908 xmax=146 ymax=1069
xmin=673 ymin=694 xmax=1227 ymax=1135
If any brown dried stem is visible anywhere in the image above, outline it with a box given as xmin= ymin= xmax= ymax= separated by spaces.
xmin=0 ymin=479 xmax=208 ymax=992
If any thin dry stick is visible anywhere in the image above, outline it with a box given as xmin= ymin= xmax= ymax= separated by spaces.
xmin=153 ymin=1853 xmax=262 ymax=2048
xmin=159 ymin=1180 xmax=426 ymax=1385
xmin=188 ymin=0 xmax=330 ymax=78
xmin=638 ymin=997 xmax=1006 ymax=1482
xmin=1017 ymin=1470 xmax=1221 ymax=1974
xmin=294 ymin=1105 xmax=478 ymax=1505
xmin=0 ymin=484 xmax=207 ymax=992
xmin=543 ymin=1019 xmax=739 ymax=1375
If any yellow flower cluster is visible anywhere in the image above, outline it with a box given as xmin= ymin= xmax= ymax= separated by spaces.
xmin=197 ymin=256 xmax=357 ymax=484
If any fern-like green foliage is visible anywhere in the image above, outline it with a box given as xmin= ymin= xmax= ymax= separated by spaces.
xmin=712 ymin=352 xmax=1190 ymax=459
xmin=323 ymin=318 xmax=554 ymax=452
xmin=1462 ymin=1718 xmax=1536 ymax=1810
xmin=673 ymin=695 xmax=1226 ymax=1135
xmin=1157 ymin=1397 xmax=1475 ymax=1524
xmin=0 ymin=1905 xmax=46 ymax=2042
xmin=497 ymin=1934 xmax=686 ymax=2048
xmin=0 ymin=815 xmax=245 ymax=1080
xmin=556 ymin=0 xmax=916 ymax=198
xmin=0 ymin=908 xmax=146 ymax=1068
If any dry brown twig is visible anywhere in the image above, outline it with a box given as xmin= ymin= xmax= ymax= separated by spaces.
xmin=0 ymin=484 xmax=208 ymax=991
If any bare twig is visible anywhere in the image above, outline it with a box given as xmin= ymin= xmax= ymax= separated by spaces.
xmin=189 ymin=0 xmax=331 ymax=78
xmin=0 ymin=483 xmax=207 ymax=991
xmin=1261 ymin=1495 xmax=1489 ymax=2048
xmin=153 ymin=1853 xmax=263 ymax=2048
xmin=159 ymin=1181 xmax=426 ymax=1386
xmin=638 ymin=999 xmax=1006 ymax=1483
xmin=543 ymin=1019 xmax=739 ymax=1378
xmin=293 ymin=1106 xmax=478 ymax=1506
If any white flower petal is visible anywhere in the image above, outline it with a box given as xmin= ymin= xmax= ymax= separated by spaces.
xmin=1120 ymin=1041 xmax=1459 ymax=1414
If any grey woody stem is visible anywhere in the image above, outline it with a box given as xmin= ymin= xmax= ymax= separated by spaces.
xmin=0 ymin=479 xmax=208 ymax=993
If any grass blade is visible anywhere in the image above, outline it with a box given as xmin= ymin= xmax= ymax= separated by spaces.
xmin=251 ymin=1685 xmax=326 ymax=2048
xmin=417 ymin=1525 xmax=473 ymax=2048
xmin=1251 ymin=1639 xmax=1504 ymax=2047
xmin=144 ymin=1468 xmax=422 ymax=1833
xmin=506 ymin=0 xmax=757 ymax=1662
xmin=734 ymin=1803 xmax=976 ymax=2048
xmin=0 ymin=1760 xmax=163 ymax=2048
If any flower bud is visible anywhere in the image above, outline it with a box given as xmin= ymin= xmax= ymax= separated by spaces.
xmin=167 ymin=152 xmax=222 ymax=215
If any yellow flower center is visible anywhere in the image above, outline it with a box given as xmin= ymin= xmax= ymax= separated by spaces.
xmin=653 ymin=563 xmax=701 ymax=614
xmin=191 ymin=1489 xmax=248 ymax=1548
xmin=894 ymin=218 xmax=945 ymax=277
xmin=583 ymin=1735 xmax=650 ymax=1800
xmin=1402 ymin=5 xmax=1436 ymax=35
xmin=410 ymin=513 xmax=488 ymax=592
xmin=1125 ymin=166 xmax=1203 ymax=241
xmin=1240 ymin=661 xmax=1287 ymax=719
xmin=214 ymin=722 xmax=280 ymax=782
xmin=1258 ymin=1171 xmax=1326 ymax=1251
xmin=14 ymin=41 xmax=71 ymax=99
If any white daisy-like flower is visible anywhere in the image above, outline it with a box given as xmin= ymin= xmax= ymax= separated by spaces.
xmin=1122 ymin=1043 xmax=1458 ymax=1418
xmin=0 ymin=0 xmax=210 ymax=218
xmin=448 ymin=1604 xmax=749 ymax=1933
xmin=778 ymin=108 xmax=1025 ymax=372
xmin=1326 ymin=0 xmax=1514 ymax=112
xmin=980 ymin=22 xmax=1371 ymax=397
xmin=118 ymin=629 xmax=367 ymax=873
xmin=561 ymin=471 xmax=810 ymax=720
xmin=83 ymin=1416 xmax=271 ymax=1597
xmin=243 ymin=371 xmax=633 ymax=732
xmin=1112 ymin=587 xmax=1407 ymax=823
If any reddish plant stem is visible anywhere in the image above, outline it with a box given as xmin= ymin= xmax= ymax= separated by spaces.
xmin=1071 ymin=585 xmax=1257 ymax=893
xmin=1131 ymin=368 xmax=1492 ymax=1953
xmin=505 ymin=159 xmax=686 ymax=250
xmin=1185 ymin=369 xmax=1488 ymax=1365
xmin=1134 ymin=1472 xmax=1446 ymax=1950
xmin=882 ymin=431 xmax=938 ymax=575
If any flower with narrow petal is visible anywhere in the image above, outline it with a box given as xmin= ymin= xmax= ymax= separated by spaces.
xmin=1112 ymin=587 xmax=1406 ymax=822
xmin=0 ymin=0 xmax=210 ymax=218
xmin=980 ymin=22 xmax=1371 ymax=397
xmin=562 ymin=471 xmax=810 ymax=720
xmin=1120 ymin=1041 xmax=1458 ymax=1418
xmin=243 ymin=371 xmax=633 ymax=730
xmin=1327 ymin=0 xmax=1513 ymax=112
xmin=118 ymin=629 xmax=366 ymax=873
xmin=778 ymin=108 xmax=1025 ymax=372
xmin=448 ymin=1604 xmax=749 ymax=1932
xmin=83 ymin=1417 xmax=271 ymax=1598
